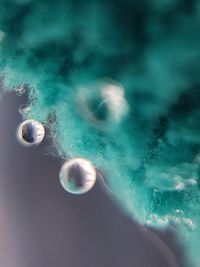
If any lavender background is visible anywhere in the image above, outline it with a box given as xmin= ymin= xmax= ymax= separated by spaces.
xmin=0 ymin=93 xmax=186 ymax=267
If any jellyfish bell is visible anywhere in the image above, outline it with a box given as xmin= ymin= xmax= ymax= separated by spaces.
xmin=17 ymin=119 xmax=45 ymax=147
xmin=59 ymin=158 xmax=97 ymax=194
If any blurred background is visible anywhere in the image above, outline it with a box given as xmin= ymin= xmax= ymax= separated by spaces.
xmin=0 ymin=92 xmax=187 ymax=267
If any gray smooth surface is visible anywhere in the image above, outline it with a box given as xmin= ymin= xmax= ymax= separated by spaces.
xmin=0 ymin=93 xmax=186 ymax=267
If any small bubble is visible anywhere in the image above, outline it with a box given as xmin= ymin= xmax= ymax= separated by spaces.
xmin=59 ymin=158 xmax=96 ymax=194
xmin=175 ymin=181 xmax=185 ymax=191
xmin=17 ymin=119 xmax=45 ymax=147
xmin=188 ymin=178 xmax=198 ymax=186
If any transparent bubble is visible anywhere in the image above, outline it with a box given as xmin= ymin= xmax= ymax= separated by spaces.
xmin=59 ymin=158 xmax=96 ymax=194
xmin=17 ymin=119 xmax=45 ymax=147
xmin=77 ymin=79 xmax=129 ymax=127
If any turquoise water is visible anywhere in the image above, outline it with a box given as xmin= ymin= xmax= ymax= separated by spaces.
xmin=1 ymin=0 xmax=200 ymax=265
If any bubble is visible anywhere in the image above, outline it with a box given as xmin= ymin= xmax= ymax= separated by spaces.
xmin=77 ymin=79 xmax=129 ymax=127
xmin=59 ymin=158 xmax=96 ymax=194
xmin=17 ymin=119 xmax=45 ymax=147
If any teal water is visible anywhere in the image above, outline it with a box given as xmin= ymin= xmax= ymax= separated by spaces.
xmin=1 ymin=0 xmax=200 ymax=265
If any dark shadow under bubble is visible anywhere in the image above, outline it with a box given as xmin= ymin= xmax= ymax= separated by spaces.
xmin=22 ymin=123 xmax=35 ymax=143
xmin=68 ymin=164 xmax=87 ymax=187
